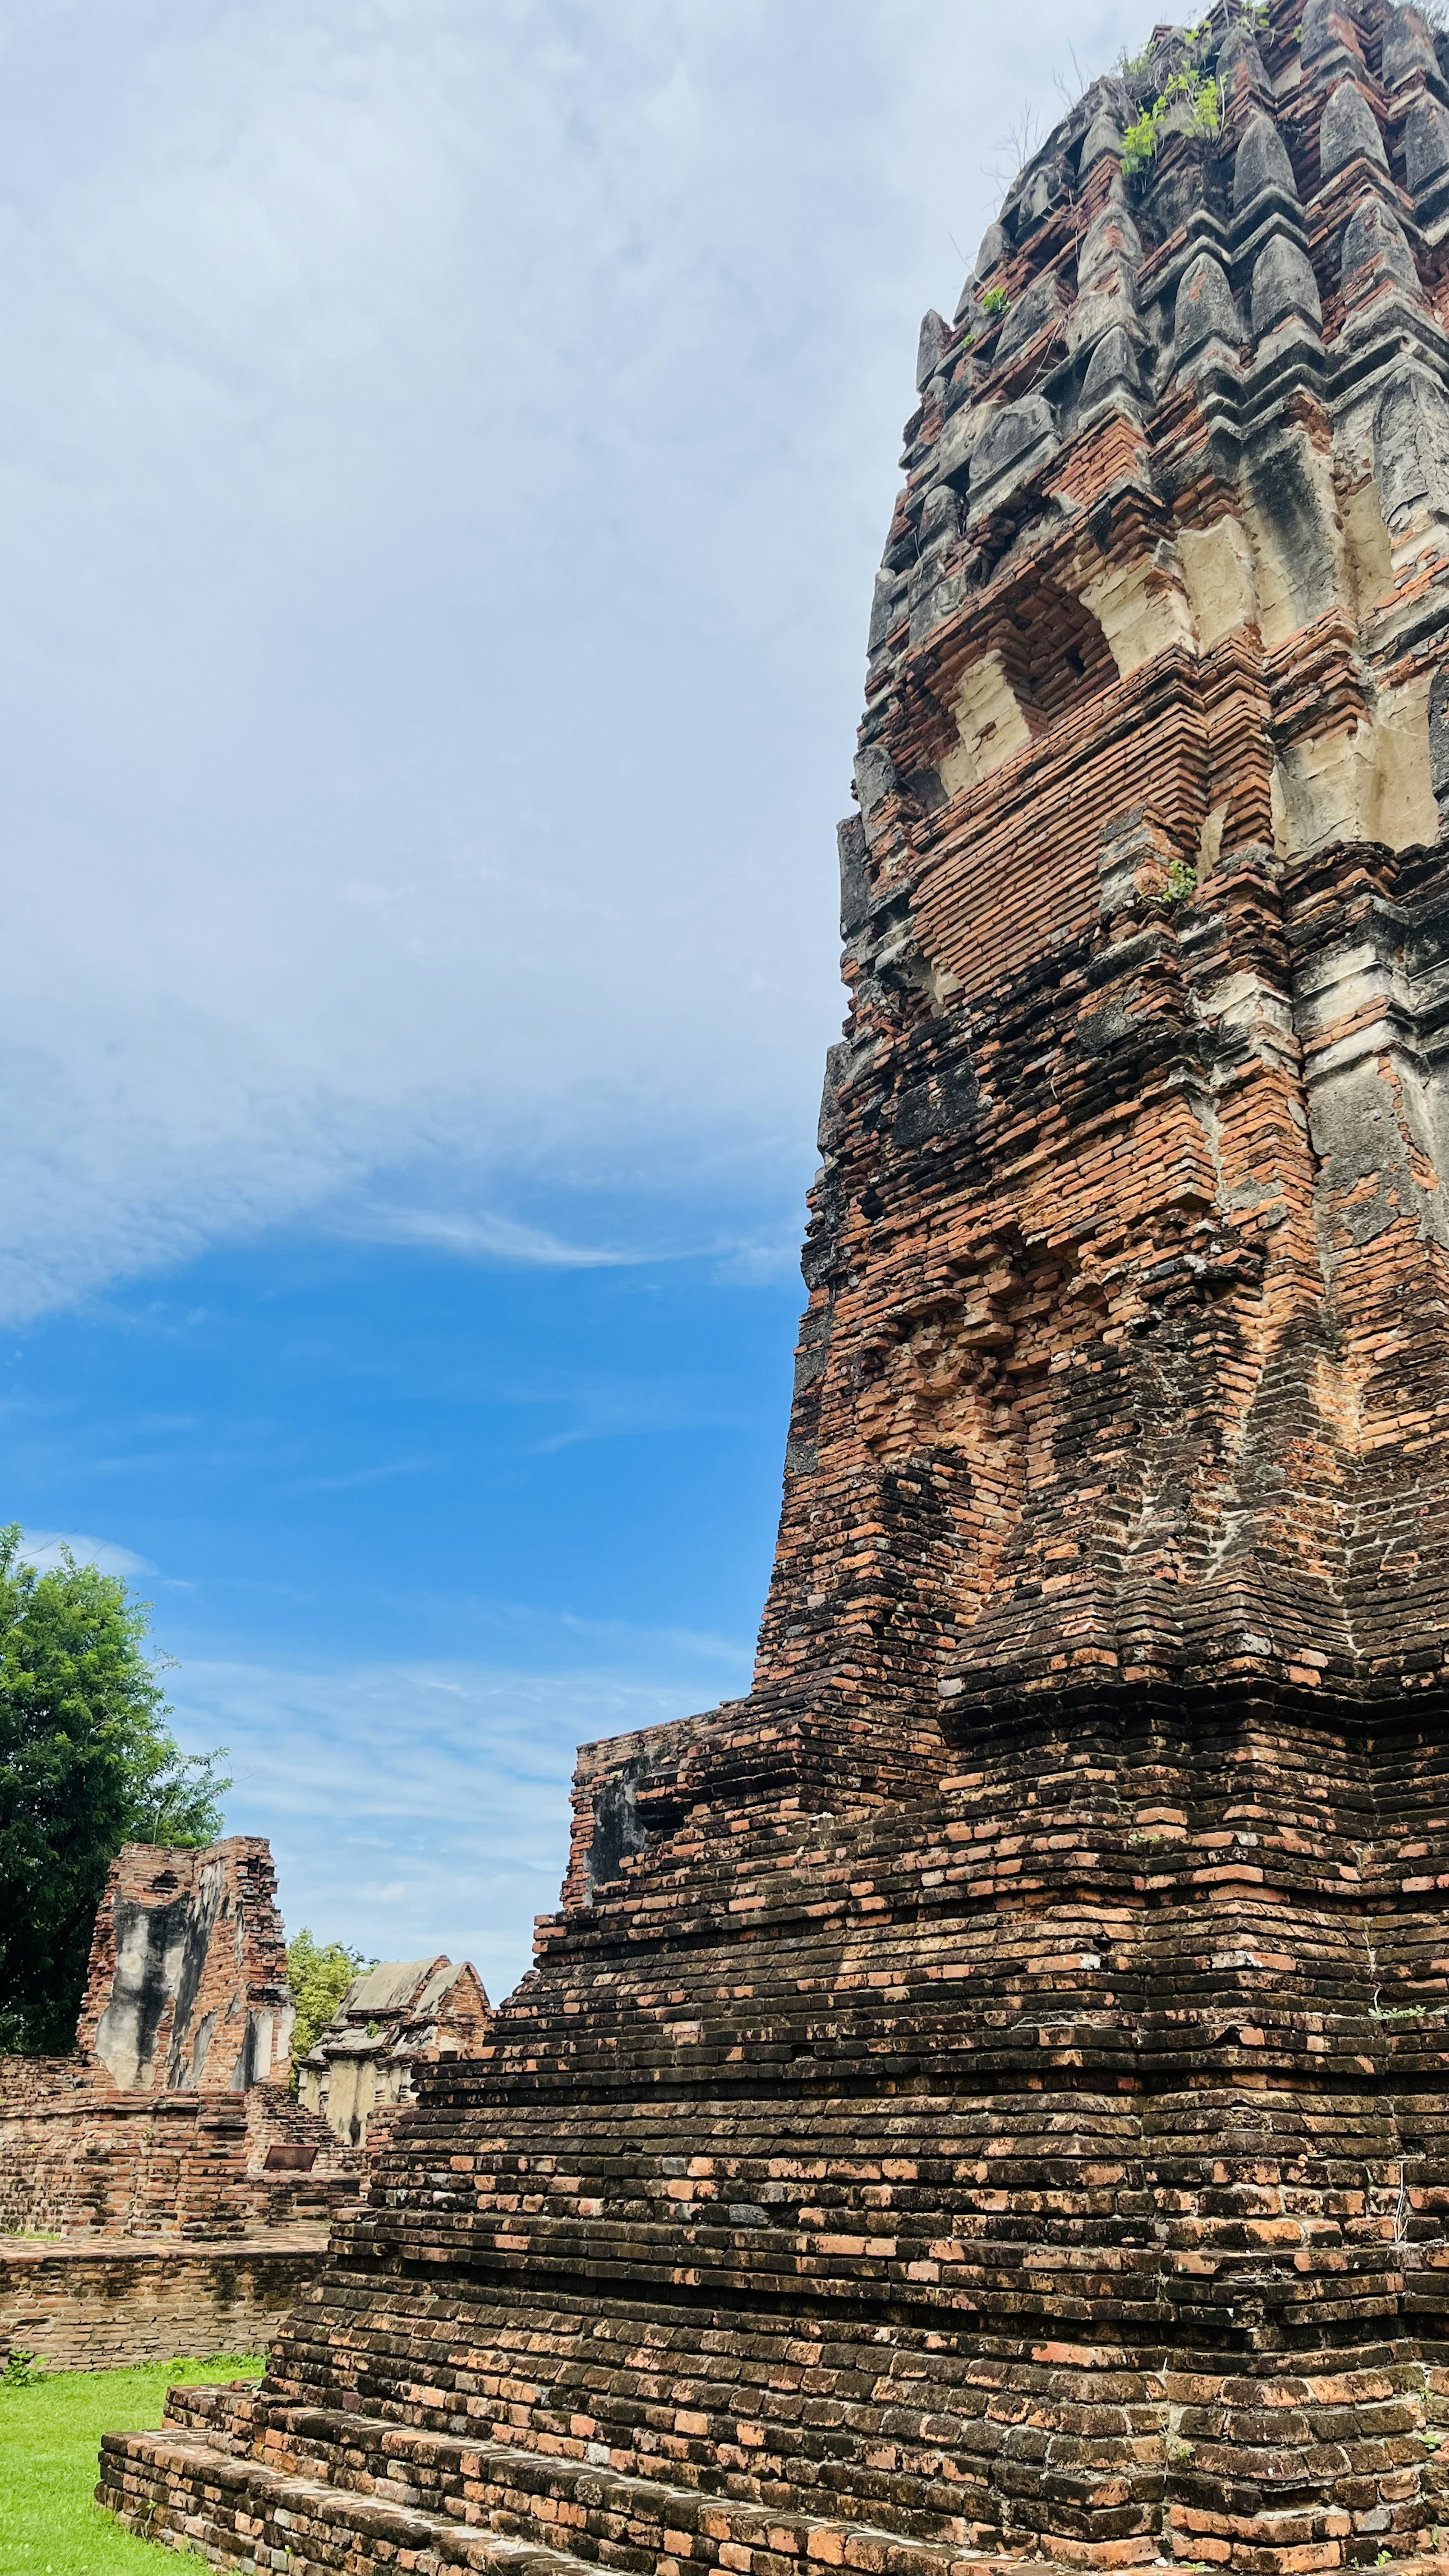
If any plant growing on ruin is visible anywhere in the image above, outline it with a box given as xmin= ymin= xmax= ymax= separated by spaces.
xmin=980 ymin=284 xmax=1009 ymax=318
xmin=1180 ymin=70 xmax=1220 ymax=141
xmin=1120 ymin=108 xmax=1157 ymax=176
xmin=0 ymin=1527 xmax=229 ymax=2055
xmin=1118 ymin=4 xmax=1224 ymax=182
xmin=1121 ymin=69 xmax=1222 ymax=177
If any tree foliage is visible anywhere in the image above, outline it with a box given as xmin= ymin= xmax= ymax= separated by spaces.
xmin=286 ymin=1929 xmax=374 ymax=2081
xmin=0 ymin=1527 xmax=229 ymax=2054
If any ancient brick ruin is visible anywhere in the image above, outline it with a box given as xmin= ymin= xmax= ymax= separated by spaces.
xmin=2 ymin=1840 xmax=358 ymax=2367
xmin=75 ymin=1838 xmax=298 ymax=2099
xmin=100 ymin=0 xmax=1449 ymax=2566
xmin=298 ymin=1958 xmax=492 ymax=2149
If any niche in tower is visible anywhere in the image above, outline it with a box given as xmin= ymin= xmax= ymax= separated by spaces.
xmin=990 ymin=573 xmax=1117 ymax=732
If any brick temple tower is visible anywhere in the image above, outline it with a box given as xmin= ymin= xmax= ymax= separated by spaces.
xmin=103 ymin=2 xmax=1449 ymax=2567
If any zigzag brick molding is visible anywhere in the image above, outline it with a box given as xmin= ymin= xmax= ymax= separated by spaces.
xmin=97 ymin=0 xmax=1449 ymax=2565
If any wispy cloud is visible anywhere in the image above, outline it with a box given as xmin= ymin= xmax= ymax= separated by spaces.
xmin=169 ymin=1648 xmax=744 ymax=1999
xmin=341 ymin=1207 xmax=640 ymax=1268
xmin=284 ymin=1455 xmax=439 ymax=1495
xmin=0 ymin=0 xmax=1138 ymax=1324
xmin=555 ymin=1610 xmax=749 ymax=1666
xmin=493 ymin=1369 xmax=756 ymax=1455
xmin=17 ymin=1527 xmax=155 ymax=1579
xmin=712 ymin=1233 xmax=814 ymax=1288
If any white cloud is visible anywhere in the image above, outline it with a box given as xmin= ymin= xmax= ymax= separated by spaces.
xmin=337 ymin=1206 xmax=641 ymax=1267
xmin=282 ymin=1456 xmax=438 ymax=1495
xmin=18 ymin=1526 xmax=155 ymax=1578
xmin=169 ymin=1647 xmax=746 ymax=2000
xmin=0 ymin=0 xmax=1139 ymax=1321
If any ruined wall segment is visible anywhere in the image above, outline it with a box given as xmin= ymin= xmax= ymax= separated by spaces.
xmin=297 ymin=1956 xmax=491 ymax=2146
xmin=2 ymin=1838 xmax=350 ymax=2248
xmin=2 ymin=1838 xmax=358 ymax=2362
xmin=76 ymin=1839 xmax=295 ymax=2093
xmin=2 ymin=2238 xmax=322 ymax=2372
xmin=98 ymin=3 xmax=1449 ymax=2567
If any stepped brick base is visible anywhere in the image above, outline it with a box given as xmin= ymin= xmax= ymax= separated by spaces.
xmin=1 ymin=2231 xmax=329 ymax=2371
xmin=94 ymin=2376 xmax=1449 ymax=2576
xmin=91 ymin=1695 xmax=1449 ymax=2572
xmin=87 ymin=1120 xmax=1449 ymax=2561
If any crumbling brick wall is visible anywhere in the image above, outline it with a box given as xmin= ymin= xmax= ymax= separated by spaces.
xmin=0 ymin=1839 xmax=357 ymax=2245
xmin=76 ymin=1839 xmax=294 ymax=2093
xmin=1 ymin=2241 xmax=319 ymax=2372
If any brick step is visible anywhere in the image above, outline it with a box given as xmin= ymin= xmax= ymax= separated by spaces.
xmin=97 ymin=2424 xmax=610 ymax=2575
xmin=93 ymin=2418 xmax=1449 ymax=2576
xmin=246 ymin=2399 xmax=991 ymax=2565
xmin=95 ymin=2419 xmax=1046 ymax=2576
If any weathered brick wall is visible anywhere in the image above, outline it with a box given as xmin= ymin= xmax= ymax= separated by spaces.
xmin=77 ymin=1838 xmax=295 ymax=2092
xmin=1 ymin=2238 xmax=320 ymax=2372
xmin=0 ymin=2071 xmax=358 ymax=2244
xmin=0 ymin=1839 xmax=360 ymax=2249
xmin=97 ymin=0 xmax=1449 ymax=2567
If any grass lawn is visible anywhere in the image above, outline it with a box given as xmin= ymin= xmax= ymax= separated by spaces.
xmin=0 ymin=2351 xmax=265 ymax=2573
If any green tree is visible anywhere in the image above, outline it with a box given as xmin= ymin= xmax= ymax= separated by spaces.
xmin=286 ymin=1930 xmax=373 ymax=2087
xmin=0 ymin=1527 xmax=229 ymax=2055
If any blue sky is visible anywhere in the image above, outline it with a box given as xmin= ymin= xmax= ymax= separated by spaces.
xmin=3 ymin=0 xmax=1136 ymax=1999
xmin=9 ymin=1235 xmax=798 ymax=1999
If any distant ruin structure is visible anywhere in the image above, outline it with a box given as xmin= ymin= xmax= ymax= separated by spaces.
xmin=297 ymin=1957 xmax=491 ymax=2147
xmin=76 ymin=1838 xmax=296 ymax=2096
xmin=102 ymin=0 xmax=1449 ymax=2565
xmin=1 ymin=1840 xmax=358 ymax=2367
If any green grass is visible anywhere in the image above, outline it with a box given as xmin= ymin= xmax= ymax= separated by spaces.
xmin=0 ymin=2350 xmax=265 ymax=2572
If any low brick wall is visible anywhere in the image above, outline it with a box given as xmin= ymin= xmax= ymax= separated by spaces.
xmin=0 ymin=2230 xmax=326 ymax=2371
xmin=0 ymin=2066 xmax=360 ymax=2239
